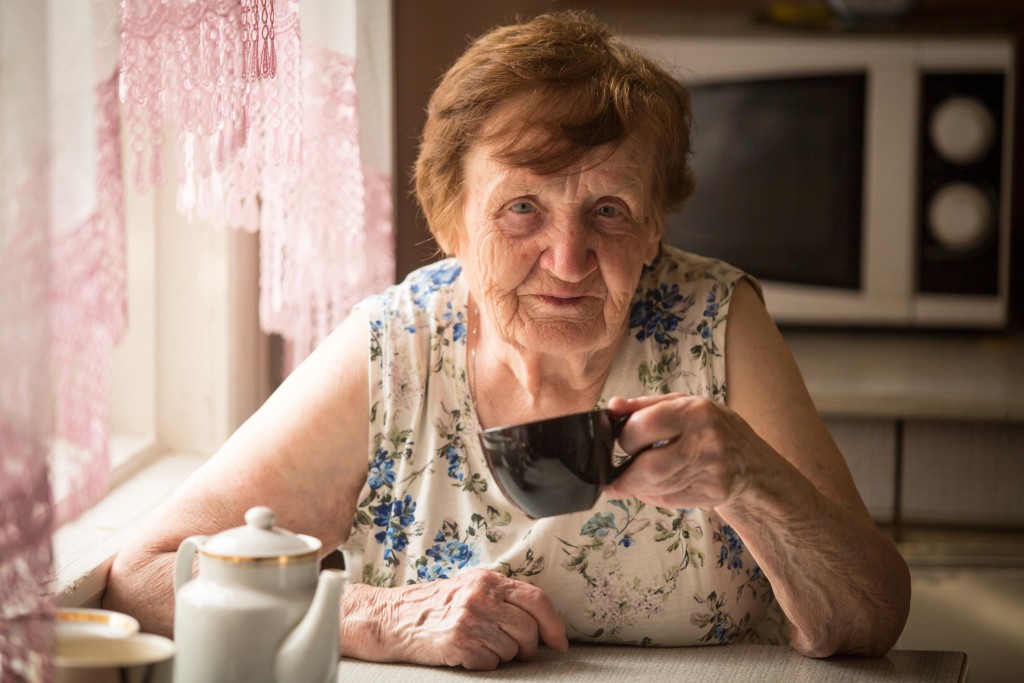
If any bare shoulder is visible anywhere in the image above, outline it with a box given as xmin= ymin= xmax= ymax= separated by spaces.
xmin=149 ymin=309 xmax=372 ymax=550
xmin=723 ymin=277 xmax=798 ymax=401
xmin=724 ymin=279 xmax=870 ymax=519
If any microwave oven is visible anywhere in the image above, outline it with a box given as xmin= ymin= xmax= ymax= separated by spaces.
xmin=625 ymin=29 xmax=1015 ymax=328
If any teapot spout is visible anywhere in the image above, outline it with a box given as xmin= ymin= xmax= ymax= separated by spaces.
xmin=275 ymin=568 xmax=345 ymax=683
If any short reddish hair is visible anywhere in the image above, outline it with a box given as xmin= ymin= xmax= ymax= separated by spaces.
xmin=414 ymin=10 xmax=696 ymax=254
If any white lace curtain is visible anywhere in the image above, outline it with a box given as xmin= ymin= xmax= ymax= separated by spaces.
xmin=0 ymin=0 xmax=392 ymax=678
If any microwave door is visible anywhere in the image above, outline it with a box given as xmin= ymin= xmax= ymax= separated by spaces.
xmin=665 ymin=72 xmax=912 ymax=325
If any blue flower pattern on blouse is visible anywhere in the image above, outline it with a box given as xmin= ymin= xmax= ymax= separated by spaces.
xmin=629 ymin=282 xmax=692 ymax=346
xmin=367 ymin=448 xmax=396 ymax=490
xmin=408 ymin=260 xmax=462 ymax=310
xmin=372 ymin=494 xmax=417 ymax=566
xmin=345 ymin=248 xmax=776 ymax=646
xmin=716 ymin=524 xmax=745 ymax=571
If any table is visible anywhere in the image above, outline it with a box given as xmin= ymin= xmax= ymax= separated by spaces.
xmin=338 ymin=644 xmax=967 ymax=682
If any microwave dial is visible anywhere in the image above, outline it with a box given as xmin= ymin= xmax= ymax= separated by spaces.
xmin=926 ymin=181 xmax=993 ymax=253
xmin=928 ymin=95 xmax=996 ymax=166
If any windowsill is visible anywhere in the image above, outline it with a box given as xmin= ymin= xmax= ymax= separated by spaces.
xmin=51 ymin=442 xmax=206 ymax=608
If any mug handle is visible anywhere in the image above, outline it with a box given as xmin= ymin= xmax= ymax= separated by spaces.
xmin=607 ymin=413 xmax=635 ymax=483
xmin=607 ymin=412 xmax=669 ymax=482
xmin=174 ymin=535 xmax=209 ymax=594
xmin=610 ymin=413 xmax=631 ymax=439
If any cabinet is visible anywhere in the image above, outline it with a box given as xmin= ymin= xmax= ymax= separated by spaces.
xmin=823 ymin=417 xmax=898 ymax=523
xmin=784 ymin=329 xmax=1024 ymax=529
xmin=902 ymin=421 xmax=1024 ymax=527
xmin=826 ymin=417 xmax=1024 ymax=529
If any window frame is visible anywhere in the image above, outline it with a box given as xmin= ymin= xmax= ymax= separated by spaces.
xmin=52 ymin=126 xmax=271 ymax=607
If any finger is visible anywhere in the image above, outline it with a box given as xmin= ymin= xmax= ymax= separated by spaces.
xmin=494 ymin=606 xmax=539 ymax=661
xmin=607 ymin=433 xmax=740 ymax=509
xmin=608 ymin=393 xmax=682 ymax=416
xmin=455 ymin=646 xmax=501 ymax=672
xmin=442 ymin=607 xmax=519 ymax=670
xmin=445 ymin=571 xmax=553 ymax=666
xmin=614 ymin=404 xmax=683 ymax=458
xmin=607 ymin=446 xmax=688 ymax=498
xmin=502 ymin=581 xmax=568 ymax=654
xmin=475 ymin=619 xmax=523 ymax=666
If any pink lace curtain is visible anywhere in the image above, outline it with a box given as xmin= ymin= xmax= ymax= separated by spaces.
xmin=2 ymin=2 xmax=124 ymax=677
xmin=1 ymin=0 xmax=393 ymax=677
xmin=121 ymin=0 xmax=394 ymax=364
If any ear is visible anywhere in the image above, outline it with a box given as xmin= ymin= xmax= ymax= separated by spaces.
xmin=643 ymin=218 xmax=664 ymax=266
xmin=433 ymin=209 xmax=462 ymax=257
xmin=440 ymin=224 xmax=461 ymax=257
xmin=435 ymin=232 xmax=457 ymax=257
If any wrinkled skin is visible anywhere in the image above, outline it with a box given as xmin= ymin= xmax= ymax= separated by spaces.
xmin=342 ymin=569 xmax=568 ymax=670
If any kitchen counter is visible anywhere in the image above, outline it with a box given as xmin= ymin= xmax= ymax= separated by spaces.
xmin=783 ymin=330 xmax=1024 ymax=421
xmin=338 ymin=644 xmax=967 ymax=682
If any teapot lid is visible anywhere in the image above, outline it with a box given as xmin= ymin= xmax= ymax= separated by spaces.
xmin=202 ymin=506 xmax=319 ymax=558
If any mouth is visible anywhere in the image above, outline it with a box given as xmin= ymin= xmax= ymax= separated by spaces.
xmin=538 ymin=294 xmax=589 ymax=304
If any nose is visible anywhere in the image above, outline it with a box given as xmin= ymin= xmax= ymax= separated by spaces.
xmin=538 ymin=214 xmax=598 ymax=283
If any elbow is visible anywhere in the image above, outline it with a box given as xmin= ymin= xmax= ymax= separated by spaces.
xmin=100 ymin=547 xmax=178 ymax=637
xmin=856 ymin=553 xmax=913 ymax=656
xmin=101 ymin=552 xmax=145 ymax=620
xmin=871 ymin=559 xmax=913 ymax=655
xmin=845 ymin=604 xmax=911 ymax=658
xmin=100 ymin=552 xmax=131 ymax=611
xmin=790 ymin=628 xmax=844 ymax=659
xmin=791 ymin=623 xmax=894 ymax=660
xmin=792 ymin=562 xmax=913 ymax=659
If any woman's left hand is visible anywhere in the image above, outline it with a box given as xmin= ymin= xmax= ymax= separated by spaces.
xmin=606 ymin=391 xmax=912 ymax=658
xmin=599 ymin=282 xmax=910 ymax=658
xmin=604 ymin=393 xmax=771 ymax=510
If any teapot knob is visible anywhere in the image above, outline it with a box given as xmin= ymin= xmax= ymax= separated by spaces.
xmin=245 ymin=506 xmax=275 ymax=530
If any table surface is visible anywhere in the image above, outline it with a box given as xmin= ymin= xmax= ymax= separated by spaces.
xmin=338 ymin=644 xmax=967 ymax=682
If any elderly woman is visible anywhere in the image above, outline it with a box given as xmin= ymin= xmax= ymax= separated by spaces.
xmin=104 ymin=11 xmax=910 ymax=670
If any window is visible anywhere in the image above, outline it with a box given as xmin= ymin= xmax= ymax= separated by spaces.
xmin=51 ymin=0 xmax=394 ymax=607
xmin=53 ymin=131 xmax=272 ymax=607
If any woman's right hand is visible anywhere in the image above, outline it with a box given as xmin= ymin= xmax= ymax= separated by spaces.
xmin=341 ymin=568 xmax=569 ymax=670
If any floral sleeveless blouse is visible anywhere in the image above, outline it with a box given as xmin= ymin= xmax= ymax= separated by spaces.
xmin=342 ymin=246 xmax=776 ymax=646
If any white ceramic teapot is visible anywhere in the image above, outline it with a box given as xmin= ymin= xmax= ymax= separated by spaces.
xmin=173 ymin=506 xmax=344 ymax=683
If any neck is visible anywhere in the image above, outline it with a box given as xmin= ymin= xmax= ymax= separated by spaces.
xmin=470 ymin=305 xmax=621 ymax=428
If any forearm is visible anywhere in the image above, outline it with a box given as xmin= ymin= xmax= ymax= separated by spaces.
xmin=339 ymin=582 xmax=396 ymax=662
xmin=101 ymin=549 xmax=178 ymax=637
xmin=717 ymin=454 xmax=910 ymax=657
xmin=339 ymin=580 xmax=464 ymax=662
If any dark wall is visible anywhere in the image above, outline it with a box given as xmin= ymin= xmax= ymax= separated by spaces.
xmin=392 ymin=0 xmax=1024 ymax=326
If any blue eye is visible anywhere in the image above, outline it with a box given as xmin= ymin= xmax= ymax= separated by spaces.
xmin=597 ymin=204 xmax=622 ymax=217
xmin=510 ymin=201 xmax=536 ymax=214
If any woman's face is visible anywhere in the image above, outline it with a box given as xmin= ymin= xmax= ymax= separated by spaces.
xmin=456 ymin=133 xmax=662 ymax=358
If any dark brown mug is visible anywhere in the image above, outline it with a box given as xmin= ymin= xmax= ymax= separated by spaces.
xmin=479 ymin=409 xmax=636 ymax=519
